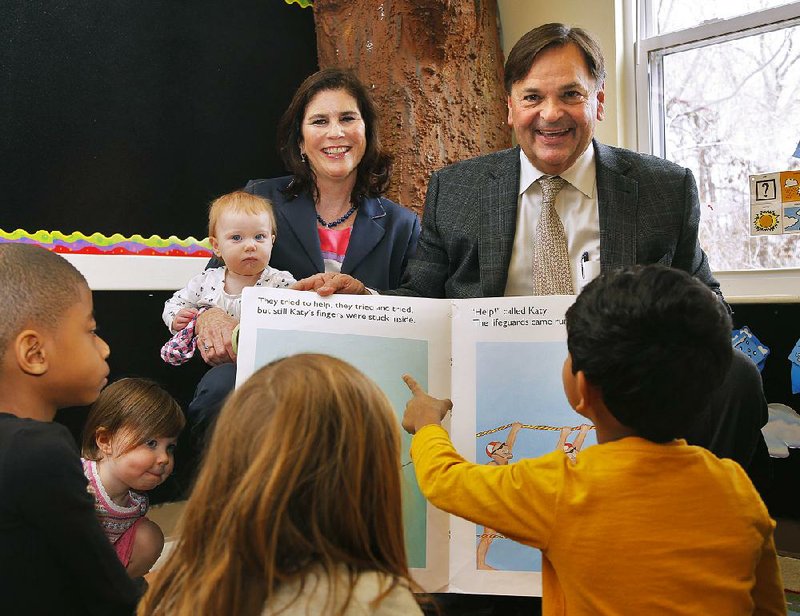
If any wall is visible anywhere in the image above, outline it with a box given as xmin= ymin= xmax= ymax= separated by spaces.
xmin=1 ymin=1 xmax=317 ymax=241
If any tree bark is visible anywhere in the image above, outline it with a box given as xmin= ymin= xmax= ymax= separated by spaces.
xmin=313 ymin=0 xmax=511 ymax=213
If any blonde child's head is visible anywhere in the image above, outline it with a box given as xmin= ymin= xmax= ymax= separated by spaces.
xmin=140 ymin=354 xmax=410 ymax=616
xmin=0 ymin=244 xmax=110 ymax=415
xmin=208 ymin=191 xmax=276 ymax=240
xmin=207 ymin=191 xmax=277 ymax=275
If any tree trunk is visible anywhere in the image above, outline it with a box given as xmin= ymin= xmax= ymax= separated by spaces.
xmin=313 ymin=0 xmax=511 ymax=213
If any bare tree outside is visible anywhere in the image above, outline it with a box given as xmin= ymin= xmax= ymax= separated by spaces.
xmin=651 ymin=0 xmax=800 ymax=270
xmin=652 ymin=0 xmax=796 ymax=33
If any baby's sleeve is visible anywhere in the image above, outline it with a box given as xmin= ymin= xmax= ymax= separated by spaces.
xmin=162 ymin=270 xmax=209 ymax=333
xmin=264 ymin=267 xmax=296 ymax=288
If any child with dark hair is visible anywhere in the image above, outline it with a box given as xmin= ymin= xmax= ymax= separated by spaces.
xmin=0 ymin=244 xmax=138 ymax=615
xmin=402 ymin=264 xmax=785 ymax=614
xmin=81 ymin=377 xmax=185 ymax=577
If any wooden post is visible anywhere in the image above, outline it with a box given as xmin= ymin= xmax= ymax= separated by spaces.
xmin=313 ymin=0 xmax=512 ymax=213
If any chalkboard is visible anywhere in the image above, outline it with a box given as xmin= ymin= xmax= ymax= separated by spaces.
xmin=1 ymin=1 xmax=318 ymax=501
xmin=1 ymin=0 xmax=317 ymax=240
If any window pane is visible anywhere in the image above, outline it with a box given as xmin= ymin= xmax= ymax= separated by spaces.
xmin=659 ymin=25 xmax=800 ymax=270
xmin=651 ymin=0 xmax=797 ymax=34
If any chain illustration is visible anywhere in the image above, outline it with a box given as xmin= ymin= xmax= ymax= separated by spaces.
xmin=476 ymin=423 xmax=595 ymax=438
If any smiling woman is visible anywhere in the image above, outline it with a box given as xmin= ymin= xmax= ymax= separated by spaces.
xmin=248 ymin=68 xmax=420 ymax=291
xmin=187 ymin=69 xmax=421 ymax=449
xmin=300 ymin=89 xmax=367 ymax=202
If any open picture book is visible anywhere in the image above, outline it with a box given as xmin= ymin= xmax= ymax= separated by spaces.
xmin=236 ymin=288 xmax=595 ymax=596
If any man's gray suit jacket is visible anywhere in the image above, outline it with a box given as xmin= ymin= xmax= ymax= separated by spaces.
xmin=396 ymin=140 xmax=722 ymax=301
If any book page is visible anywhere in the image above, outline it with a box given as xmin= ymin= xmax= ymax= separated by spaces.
xmin=447 ymin=295 xmax=596 ymax=596
xmin=236 ymin=287 xmax=452 ymax=591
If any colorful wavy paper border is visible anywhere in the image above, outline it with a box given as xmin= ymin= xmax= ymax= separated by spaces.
xmin=0 ymin=229 xmax=213 ymax=258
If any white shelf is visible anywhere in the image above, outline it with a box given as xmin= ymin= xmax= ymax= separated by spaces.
xmin=63 ymin=254 xmax=207 ymax=291
xmin=716 ymin=269 xmax=800 ymax=304
xmin=64 ymin=254 xmax=800 ymax=303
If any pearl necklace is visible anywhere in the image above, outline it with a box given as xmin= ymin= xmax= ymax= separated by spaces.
xmin=316 ymin=203 xmax=358 ymax=229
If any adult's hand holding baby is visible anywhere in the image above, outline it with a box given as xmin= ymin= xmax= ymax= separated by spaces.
xmin=195 ymin=308 xmax=237 ymax=365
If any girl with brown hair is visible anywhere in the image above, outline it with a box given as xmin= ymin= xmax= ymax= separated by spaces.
xmin=81 ymin=377 xmax=185 ymax=577
xmin=138 ymin=354 xmax=422 ymax=615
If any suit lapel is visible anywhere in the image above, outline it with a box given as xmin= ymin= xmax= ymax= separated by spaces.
xmin=595 ymin=141 xmax=638 ymax=271
xmin=341 ymin=197 xmax=385 ymax=274
xmin=279 ymin=192 xmax=325 ymax=272
xmin=480 ymin=148 xmax=521 ymax=296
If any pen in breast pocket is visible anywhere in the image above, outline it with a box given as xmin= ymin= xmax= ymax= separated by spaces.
xmin=580 ymin=252 xmax=589 ymax=279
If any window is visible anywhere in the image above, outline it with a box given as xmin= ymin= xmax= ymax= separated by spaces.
xmin=636 ymin=1 xmax=800 ymax=271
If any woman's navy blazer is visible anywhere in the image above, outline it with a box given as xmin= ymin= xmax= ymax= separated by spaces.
xmin=244 ymin=176 xmax=420 ymax=292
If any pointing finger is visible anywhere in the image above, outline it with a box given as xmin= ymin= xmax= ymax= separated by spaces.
xmin=402 ymin=373 xmax=423 ymax=395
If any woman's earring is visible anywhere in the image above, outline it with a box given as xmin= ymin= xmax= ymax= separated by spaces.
xmin=300 ymin=151 xmax=306 ymax=163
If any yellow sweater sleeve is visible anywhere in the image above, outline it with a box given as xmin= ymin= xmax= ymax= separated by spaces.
xmin=752 ymin=529 xmax=787 ymax=615
xmin=410 ymin=424 xmax=562 ymax=548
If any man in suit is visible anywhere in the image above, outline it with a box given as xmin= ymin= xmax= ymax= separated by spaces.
xmin=297 ymin=22 xmax=771 ymax=616
xmin=393 ymin=140 xmax=716 ymax=299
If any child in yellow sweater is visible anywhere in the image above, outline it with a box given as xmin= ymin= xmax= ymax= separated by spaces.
xmin=402 ymin=264 xmax=785 ymax=616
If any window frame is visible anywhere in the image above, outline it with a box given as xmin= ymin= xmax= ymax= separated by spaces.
xmin=633 ymin=0 xmax=800 ymax=302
